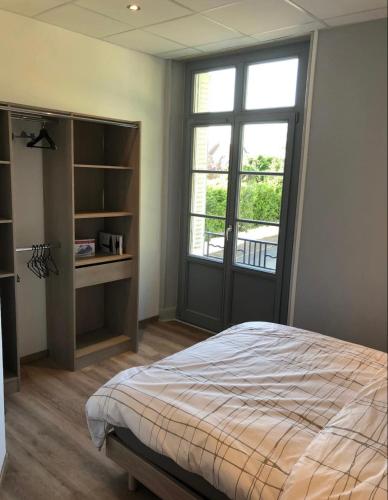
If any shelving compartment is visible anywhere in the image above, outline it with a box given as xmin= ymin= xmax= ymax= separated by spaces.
xmin=75 ymin=214 xmax=134 ymax=267
xmin=0 ymin=277 xmax=18 ymax=391
xmin=74 ymin=166 xmax=132 ymax=213
xmin=73 ymin=120 xmax=138 ymax=168
xmin=0 ymin=164 xmax=12 ymax=221
xmin=0 ymin=223 xmax=14 ymax=277
xmin=0 ymin=110 xmax=10 ymax=162
xmin=75 ymin=280 xmax=132 ymax=368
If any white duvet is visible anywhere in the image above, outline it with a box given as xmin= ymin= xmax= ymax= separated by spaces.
xmin=86 ymin=322 xmax=387 ymax=500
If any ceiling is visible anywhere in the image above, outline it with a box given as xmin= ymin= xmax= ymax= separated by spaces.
xmin=0 ymin=0 xmax=386 ymax=59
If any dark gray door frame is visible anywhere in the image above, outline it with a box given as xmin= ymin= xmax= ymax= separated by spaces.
xmin=178 ymin=39 xmax=310 ymax=330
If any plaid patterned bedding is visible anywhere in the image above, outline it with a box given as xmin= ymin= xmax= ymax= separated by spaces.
xmin=282 ymin=375 xmax=387 ymax=499
xmin=86 ymin=322 xmax=387 ymax=500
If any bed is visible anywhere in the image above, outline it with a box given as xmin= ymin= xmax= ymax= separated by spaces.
xmin=86 ymin=322 xmax=387 ymax=500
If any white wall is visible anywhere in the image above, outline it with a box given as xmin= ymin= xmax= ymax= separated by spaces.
xmin=292 ymin=19 xmax=387 ymax=351
xmin=159 ymin=61 xmax=185 ymax=320
xmin=12 ymin=121 xmax=48 ymax=357
xmin=0 ymin=9 xmax=167 ymax=323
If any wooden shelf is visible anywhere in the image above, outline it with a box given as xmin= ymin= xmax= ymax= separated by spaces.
xmin=0 ymin=270 xmax=14 ymax=279
xmin=0 ymin=218 xmax=12 ymax=224
xmin=4 ymin=370 xmax=19 ymax=395
xmin=74 ymin=163 xmax=133 ymax=171
xmin=75 ymin=253 xmax=133 ymax=268
xmin=75 ymin=329 xmax=131 ymax=369
xmin=74 ymin=211 xmax=133 ymax=219
xmin=76 ymin=329 xmax=129 ymax=354
xmin=3 ymin=368 xmax=18 ymax=380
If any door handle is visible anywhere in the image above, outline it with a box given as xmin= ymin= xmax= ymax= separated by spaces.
xmin=225 ymin=225 xmax=233 ymax=242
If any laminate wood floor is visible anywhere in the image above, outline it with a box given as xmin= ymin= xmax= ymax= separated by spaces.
xmin=1 ymin=321 xmax=209 ymax=500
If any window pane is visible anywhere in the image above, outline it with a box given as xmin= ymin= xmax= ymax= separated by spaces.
xmin=193 ymin=125 xmax=232 ymax=172
xmin=191 ymin=173 xmax=228 ymax=217
xmin=190 ymin=216 xmax=225 ymax=261
xmin=240 ymin=123 xmax=288 ymax=173
xmin=245 ymin=58 xmax=299 ymax=110
xmin=238 ymin=175 xmax=283 ymax=224
xmin=193 ymin=68 xmax=236 ymax=113
xmin=234 ymin=223 xmax=278 ymax=272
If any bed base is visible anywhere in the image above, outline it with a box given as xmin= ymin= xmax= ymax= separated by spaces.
xmin=106 ymin=433 xmax=202 ymax=499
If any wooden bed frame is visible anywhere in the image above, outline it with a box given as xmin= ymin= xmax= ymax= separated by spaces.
xmin=106 ymin=433 xmax=202 ymax=500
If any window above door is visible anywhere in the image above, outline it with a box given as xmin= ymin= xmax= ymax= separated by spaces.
xmin=193 ymin=68 xmax=236 ymax=113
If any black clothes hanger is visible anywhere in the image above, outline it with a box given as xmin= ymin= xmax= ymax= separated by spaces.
xmin=26 ymin=244 xmax=59 ymax=279
xmin=27 ymin=123 xmax=57 ymax=150
xmin=38 ymin=245 xmax=49 ymax=278
xmin=27 ymin=245 xmax=42 ymax=279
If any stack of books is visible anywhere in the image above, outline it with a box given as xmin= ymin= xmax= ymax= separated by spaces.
xmin=99 ymin=232 xmax=123 ymax=255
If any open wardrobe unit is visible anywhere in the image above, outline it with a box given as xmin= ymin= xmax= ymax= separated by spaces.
xmin=0 ymin=103 xmax=140 ymax=394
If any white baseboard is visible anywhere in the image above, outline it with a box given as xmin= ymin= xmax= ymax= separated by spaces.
xmin=159 ymin=307 xmax=176 ymax=321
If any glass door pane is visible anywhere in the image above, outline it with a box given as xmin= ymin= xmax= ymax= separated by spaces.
xmin=234 ymin=122 xmax=288 ymax=272
xmin=192 ymin=125 xmax=231 ymax=171
xmin=189 ymin=125 xmax=231 ymax=262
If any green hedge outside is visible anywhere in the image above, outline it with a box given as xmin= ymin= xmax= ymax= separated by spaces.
xmin=205 ymin=155 xmax=283 ymax=235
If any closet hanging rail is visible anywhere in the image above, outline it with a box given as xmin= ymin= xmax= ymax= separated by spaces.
xmin=0 ymin=104 xmax=138 ymax=129
xmin=16 ymin=243 xmax=60 ymax=253
xmin=11 ymin=113 xmax=58 ymax=123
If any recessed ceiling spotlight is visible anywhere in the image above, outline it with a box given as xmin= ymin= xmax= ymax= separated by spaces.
xmin=127 ymin=4 xmax=141 ymax=11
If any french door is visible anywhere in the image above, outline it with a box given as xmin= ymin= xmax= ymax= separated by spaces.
xmin=178 ymin=41 xmax=309 ymax=331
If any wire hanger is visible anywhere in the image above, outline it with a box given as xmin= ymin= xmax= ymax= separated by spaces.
xmin=27 ymin=245 xmax=42 ymax=279
xmin=25 ymin=244 xmax=59 ymax=279
xmin=27 ymin=122 xmax=57 ymax=150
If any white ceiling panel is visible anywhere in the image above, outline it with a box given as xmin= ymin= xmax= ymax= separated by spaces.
xmin=106 ymin=29 xmax=185 ymax=54
xmin=146 ymin=14 xmax=241 ymax=46
xmin=291 ymin=0 xmax=387 ymax=20
xmin=36 ymin=4 xmax=130 ymax=37
xmin=197 ymin=35 xmax=258 ymax=53
xmin=75 ymin=0 xmax=192 ymax=28
xmin=158 ymin=47 xmax=203 ymax=59
xmin=0 ymin=0 xmax=386 ymax=60
xmin=0 ymin=0 xmax=69 ymax=17
xmin=251 ymin=21 xmax=324 ymax=42
xmin=204 ymin=0 xmax=314 ymax=35
xmin=174 ymin=0 xmax=240 ymax=12
xmin=325 ymin=7 xmax=388 ymax=27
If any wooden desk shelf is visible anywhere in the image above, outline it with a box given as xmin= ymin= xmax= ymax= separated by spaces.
xmin=75 ymin=253 xmax=133 ymax=268
xmin=74 ymin=211 xmax=133 ymax=219
xmin=74 ymin=163 xmax=133 ymax=171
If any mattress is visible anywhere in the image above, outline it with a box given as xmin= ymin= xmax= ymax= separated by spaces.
xmin=86 ymin=322 xmax=387 ymax=500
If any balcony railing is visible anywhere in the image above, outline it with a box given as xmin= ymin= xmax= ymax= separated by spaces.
xmin=204 ymin=231 xmax=277 ymax=271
